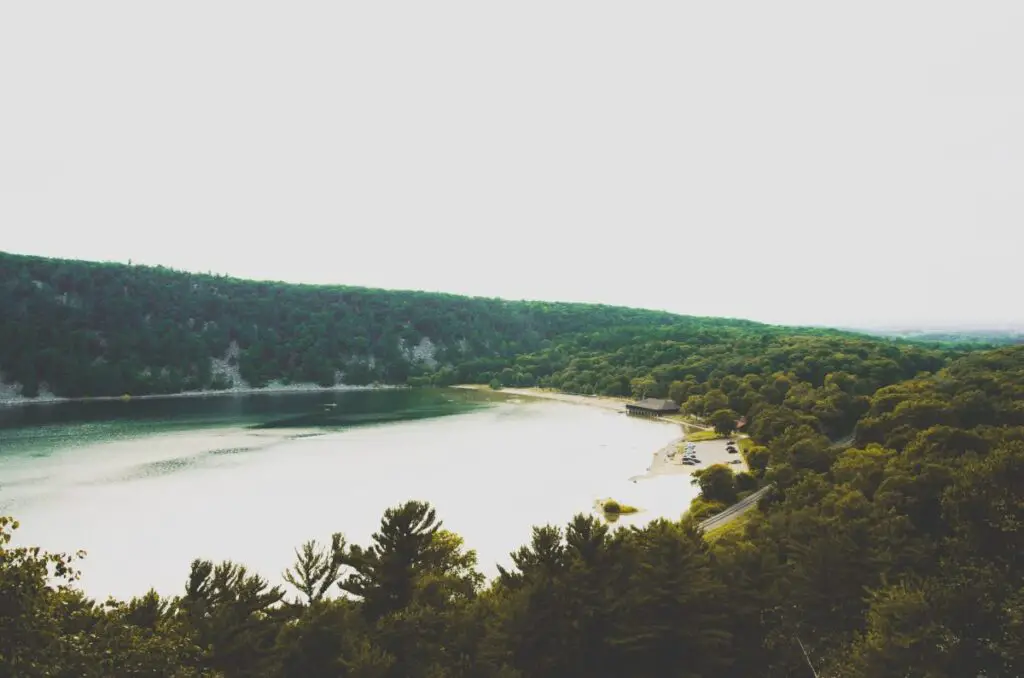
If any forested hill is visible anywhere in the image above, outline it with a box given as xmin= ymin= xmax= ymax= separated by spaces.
xmin=0 ymin=251 xmax=955 ymax=403
xmin=0 ymin=251 xmax=683 ymax=398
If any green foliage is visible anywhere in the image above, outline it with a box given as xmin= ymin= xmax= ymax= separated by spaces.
xmin=0 ymin=252 xmax=963 ymax=433
xmin=709 ymin=408 xmax=740 ymax=435
xmin=0 ymin=252 xmax=683 ymax=398
xmin=742 ymin=444 xmax=770 ymax=478
xmin=734 ymin=471 xmax=758 ymax=493
xmin=339 ymin=501 xmax=483 ymax=624
xmin=692 ymin=464 xmax=739 ymax=504
xmin=855 ymin=346 xmax=1024 ymax=450
xmin=180 ymin=558 xmax=285 ymax=676
xmin=686 ymin=429 xmax=724 ymax=442
xmin=283 ymin=533 xmax=347 ymax=604
xmin=600 ymin=499 xmax=638 ymax=514
xmin=688 ymin=497 xmax=728 ymax=521
xmin=4 ymin=252 xmax=1024 ymax=676
xmin=0 ymin=517 xmax=207 ymax=677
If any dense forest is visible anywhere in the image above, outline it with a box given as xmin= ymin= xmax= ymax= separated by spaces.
xmin=0 ymin=251 xmax=684 ymax=398
xmin=3 ymin=252 xmax=1023 ymax=676
xmin=4 ymin=346 xmax=1024 ymax=676
xmin=0 ymin=252 xmax=954 ymax=410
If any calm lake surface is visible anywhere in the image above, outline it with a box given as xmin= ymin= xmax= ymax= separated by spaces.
xmin=0 ymin=388 xmax=692 ymax=599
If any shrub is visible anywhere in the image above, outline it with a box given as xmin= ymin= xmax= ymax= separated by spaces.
xmin=601 ymin=499 xmax=638 ymax=514
xmin=688 ymin=497 xmax=727 ymax=521
xmin=686 ymin=430 xmax=724 ymax=442
xmin=742 ymin=445 xmax=770 ymax=478
xmin=692 ymin=464 xmax=739 ymax=504
xmin=735 ymin=471 xmax=758 ymax=493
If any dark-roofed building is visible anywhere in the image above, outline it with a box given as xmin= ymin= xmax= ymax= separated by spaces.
xmin=626 ymin=398 xmax=681 ymax=417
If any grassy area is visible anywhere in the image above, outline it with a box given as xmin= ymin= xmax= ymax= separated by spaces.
xmin=703 ymin=510 xmax=753 ymax=545
xmin=686 ymin=430 xmax=726 ymax=442
xmin=661 ymin=414 xmax=709 ymax=428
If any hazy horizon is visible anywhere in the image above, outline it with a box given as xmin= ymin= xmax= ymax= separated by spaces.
xmin=2 ymin=2 xmax=1022 ymax=329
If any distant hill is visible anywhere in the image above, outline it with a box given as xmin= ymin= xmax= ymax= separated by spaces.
xmin=0 ymin=251 xmax=682 ymax=398
xmin=856 ymin=327 xmax=1024 ymax=346
xmin=0 ymin=252 xmax=972 ymax=403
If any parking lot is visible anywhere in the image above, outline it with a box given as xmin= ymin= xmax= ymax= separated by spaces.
xmin=631 ymin=434 xmax=749 ymax=482
xmin=671 ymin=438 xmax=747 ymax=473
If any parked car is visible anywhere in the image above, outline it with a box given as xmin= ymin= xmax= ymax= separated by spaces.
xmin=727 ymin=440 xmax=736 ymax=445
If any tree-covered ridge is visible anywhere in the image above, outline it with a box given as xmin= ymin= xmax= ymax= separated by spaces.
xmin=474 ymin=327 xmax=963 ymax=441
xmin=855 ymin=346 xmax=1024 ymax=450
xmin=0 ymin=251 xmax=685 ymax=398
xmin=0 ymin=251 xmax=962 ymax=409
xmin=735 ymin=344 xmax=1024 ymax=676
xmin=4 ymin=347 xmax=1024 ymax=676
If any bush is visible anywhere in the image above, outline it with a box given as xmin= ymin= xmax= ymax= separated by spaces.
xmin=735 ymin=471 xmax=758 ymax=493
xmin=686 ymin=430 xmax=724 ymax=442
xmin=688 ymin=497 xmax=727 ymax=521
xmin=709 ymin=408 xmax=740 ymax=436
xmin=743 ymin=445 xmax=770 ymax=478
xmin=692 ymin=464 xmax=739 ymax=504
xmin=601 ymin=499 xmax=639 ymax=514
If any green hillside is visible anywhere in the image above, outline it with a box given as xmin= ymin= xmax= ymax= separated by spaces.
xmin=0 ymin=251 xmax=686 ymax=398
xmin=1 ymin=252 xmax=958 ymax=415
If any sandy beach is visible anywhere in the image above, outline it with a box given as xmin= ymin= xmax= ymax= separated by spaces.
xmin=452 ymin=385 xmax=631 ymax=412
xmin=454 ymin=385 xmax=747 ymax=479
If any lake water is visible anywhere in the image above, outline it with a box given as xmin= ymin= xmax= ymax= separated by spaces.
xmin=0 ymin=388 xmax=692 ymax=600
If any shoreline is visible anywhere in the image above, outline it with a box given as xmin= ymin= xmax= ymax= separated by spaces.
xmin=453 ymin=385 xmax=742 ymax=479
xmin=0 ymin=383 xmax=406 ymax=408
xmin=451 ymin=385 xmax=632 ymax=412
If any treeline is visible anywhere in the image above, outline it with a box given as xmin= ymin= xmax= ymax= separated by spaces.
xmin=4 ymin=347 xmax=1024 ymax=676
xmin=458 ymin=327 xmax=962 ymax=442
xmin=0 ymin=253 xmax=957 ymax=422
xmin=0 ymin=252 xmax=684 ymax=398
xmin=868 ymin=329 xmax=1024 ymax=346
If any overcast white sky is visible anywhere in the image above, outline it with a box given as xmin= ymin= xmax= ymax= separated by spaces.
xmin=1 ymin=2 xmax=1022 ymax=329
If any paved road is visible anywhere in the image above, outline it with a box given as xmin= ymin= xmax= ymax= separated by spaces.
xmin=698 ymin=483 xmax=775 ymax=532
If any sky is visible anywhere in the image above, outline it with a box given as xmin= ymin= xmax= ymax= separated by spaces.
xmin=1 ymin=2 xmax=1022 ymax=330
